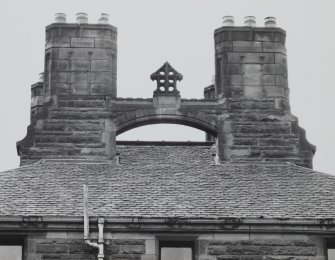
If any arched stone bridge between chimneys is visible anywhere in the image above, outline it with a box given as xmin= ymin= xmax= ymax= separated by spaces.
xmin=108 ymin=98 xmax=226 ymax=138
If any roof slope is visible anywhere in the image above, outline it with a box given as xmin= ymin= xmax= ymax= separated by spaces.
xmin=0 ymin=145 xmax=334 ymax=219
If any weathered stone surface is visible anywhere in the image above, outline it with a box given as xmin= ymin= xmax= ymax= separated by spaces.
xmin=71 ymin=60 xmax=90 ymax=71
xmin=263 ymin=64 xmax=287 ymax=76
xmin=70 ymin=38 xmax=95 ymax=48
xmin=244 ymin=86 xmax=263 ymax=98
xmin=91 ymin=60 xmax=112 ymax=72
xmin=51 ymin=60 xmax=70 ymax=71
xmin=243 ymin=64 xmax=262 ymax=75
xmin=233 ymin=41 xmax=262 ymax=52
xmin=228 ymin=53 xmax=274 ymax=64
xmin=71 ymin=72 xmax=88 ymax=83
xmin=95 ymin=38 xmax=117 ymax=49
xmin=71 ymin=83 xmax=90 ymax=95
xmin=263 ymin=42 xmax=286 ymax=54
xmin=36 ymin=244 xmax=68 ymax=253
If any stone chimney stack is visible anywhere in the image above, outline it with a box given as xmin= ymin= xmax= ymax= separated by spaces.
xmin=214 ymin=17 xmax=289 ymax=110
xmin=42 ymin=13 xmax=117 ymax=99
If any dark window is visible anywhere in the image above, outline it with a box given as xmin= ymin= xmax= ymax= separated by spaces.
xmin=0 ymin=236 xmax=23 ymax=260
xmin=159 ymin=241 xmax=194 ymax=260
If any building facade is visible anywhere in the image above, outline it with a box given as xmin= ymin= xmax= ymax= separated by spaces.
xmin=0 ymin=13 xmax=334 ymax=260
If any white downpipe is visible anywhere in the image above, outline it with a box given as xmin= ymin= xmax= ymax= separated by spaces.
xmin=83 ymin=185 xmax=104 ymax=260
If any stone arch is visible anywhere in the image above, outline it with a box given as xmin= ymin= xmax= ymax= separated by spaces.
xmin=115 ymin=110 xmax=218 ymax=137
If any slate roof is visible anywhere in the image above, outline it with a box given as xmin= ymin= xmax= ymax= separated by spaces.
xmin=0 ymin=144 xmax=335 ymax=220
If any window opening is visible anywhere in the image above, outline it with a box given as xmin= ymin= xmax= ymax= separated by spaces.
xmin=0 ymin=236 xmax=23 ymax=260
xmin=159 ymin=241 xmax=194 ymax=260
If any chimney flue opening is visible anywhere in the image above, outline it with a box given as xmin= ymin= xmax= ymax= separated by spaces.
xmin=76 ymin=12 xmax=88 ymax=24
xmin=55 ymin=13 xmax=67 ymax=23
xmin=222 ymin=15 xmax=234 ymax=26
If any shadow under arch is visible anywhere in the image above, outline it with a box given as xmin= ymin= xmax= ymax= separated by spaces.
xmin=116 ymin=114 xmax=218 ymax=137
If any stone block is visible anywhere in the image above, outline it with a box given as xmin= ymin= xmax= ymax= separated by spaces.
xmin=90 ymin=83 xmax=110 ymax=95
xmin=264 ymin=85 xmax=284 ymax=97
xmin=95 ymin=38 xmax=117 ymax=50
xmin=71 ymin=83 xmax=90 ymax=95
xmin=276 ymin=75 xmax=285 ymax=86
xmin=58 ymin=48 xmax=113 ymax=60
xmin=223 ymin=64 xmax=242 ymax=74
xmin=51 ymin=60 xmax=70 ymax=71
xmin=233 ymin=138 xmax=258 ymax=146
xmin=120 ymin=245 xmax=145 ymax=254
xmin=36 ymin=244 xmax=68 ymax=253
xmin=244 ymin=86 xmax=263 ymax=98
xmin=254 ymin=31 xmax=273 ymax=42
xmin=243 ymin=64 xmax=262 ymax=75
xmin=233 ymin=41 xmax=262 ymax=52
xmin=275 ymin=53 xmax=287 ymax=65
xmin=231 ymin=75 xmax=266 ymax=86
xmin=51 ymin=83 xmax=71 ymax=95
xmin=215 ymin=42 xmax=233 ymax=53
xmin=71 ymin=72 xmax=88 ymax=83
xmin=71 ymin=60 xmax=90 ymax=71
xmin=89 ymin=72 xmax=113 ymax=83
xmin=68 ymin=244 xmax=95 ymax=254
xmin=262 ymin=150 xmax=298 ymax=158
xmin=51 ymin=72 xmax=71 ymax=83
xmin=70 ymin=38 xmax=94 ymax=48
xmin=45 ymin=37 xmax=70 ymax=49
xmin=91 ymin=60 xmax=112 ymax=72
xmin=214 ymin=31 xmax=230 ymax=44
xmin=231 ymin=30 xmax=253 ymax=41
xmin=263 ymin=42 xmax=287 ymax=54
xmin=263 ymin=75 xmax=276 ymax=85
xmin=228 ymin=53 xmax=274 ymax=64
xmin=263 ymin=64 xmax=287 ymax=76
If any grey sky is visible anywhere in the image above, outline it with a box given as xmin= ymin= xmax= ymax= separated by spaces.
xmin=0 ymin=0 xmax=334 ymax=174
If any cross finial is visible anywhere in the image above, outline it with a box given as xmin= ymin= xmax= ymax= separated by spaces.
xmin=150 ymin=62 xmax=183 ymax=96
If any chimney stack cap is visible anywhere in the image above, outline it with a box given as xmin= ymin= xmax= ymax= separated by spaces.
xmin=244 ymin=16 xmax=256 ymax=27
xmin=222 ymin=15 xmax=234 ymax=26
xmin=264 ymin=17 xmax=277 ymax=27
xmin=55 ymin=13 xmax=67 ymax=23
xmin=98 ymin=13 xmax=109 ymax=24
xmin=76 ymin=12 xmax=88 ymax=24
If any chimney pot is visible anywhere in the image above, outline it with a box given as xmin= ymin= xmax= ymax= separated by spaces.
xmin=76 ymin=12 xmax=88 ymax=24
xmin=55 ymin=13 xmax=67 ymax=23
xmin=98 ymin=13 xmax=109 ymax=24
xmin=244 ymin=16 xmax=256 ymax=27
xmin=264 ymin=17 xmax=277 ymax=27
xmin=222 ymin=15 xmax=234 ymax=26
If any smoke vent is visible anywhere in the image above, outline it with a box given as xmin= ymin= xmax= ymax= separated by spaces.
xmin=76 ymin=12 xmax=88 ymax=24
xmin=244 ymin=16 xmax=256 ymax=27
xmin=98 ymin=13 xmax=109 ymax=24
xmin=264 ymin=17 xmax=277 ymax=27
xmin=222 ymin=16 xmax=234 ymax=26
xmin=55 ymin=13 xmax=66 ymax=23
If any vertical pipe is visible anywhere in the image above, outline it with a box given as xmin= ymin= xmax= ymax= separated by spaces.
xmin=83 ymin=185 xmax=89 ymax=239
xmin=98 ymin=217 xmax=105 ymax=260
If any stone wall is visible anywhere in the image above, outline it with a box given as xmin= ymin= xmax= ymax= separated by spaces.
xmin=20 ymin=232 xmax=328 ymax=260
xmin=26 ymin=237 xmax=145 ymax=260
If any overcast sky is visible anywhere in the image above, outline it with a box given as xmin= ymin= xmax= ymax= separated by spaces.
xmin=0 ymin=0 xmax=334 ymax=174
